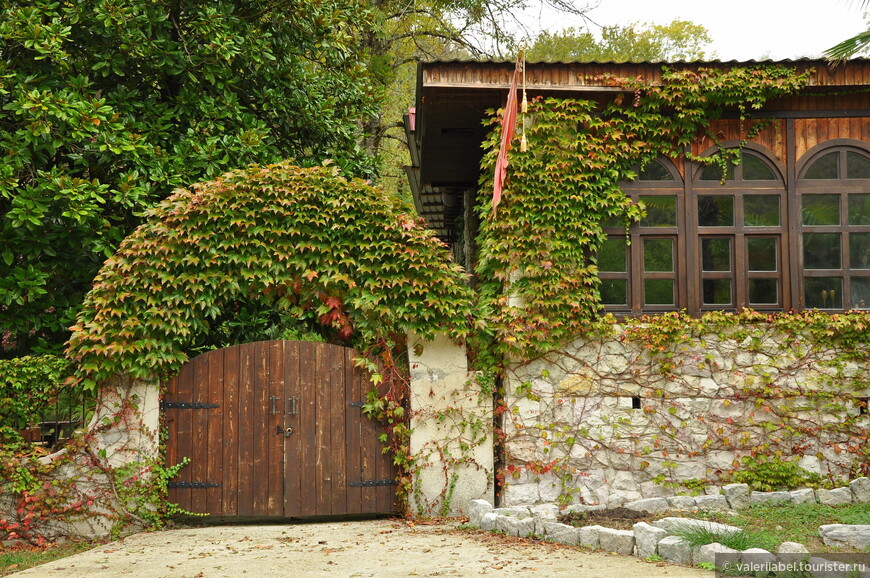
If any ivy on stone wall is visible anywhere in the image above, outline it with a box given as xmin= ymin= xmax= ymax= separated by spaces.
xmin=66 ymin=161 xmax=475 ymax=390
xmin=474 ymin=66 xmax=809 ymax=364
xmin=499 ymin=309 xmax=870 ymax=506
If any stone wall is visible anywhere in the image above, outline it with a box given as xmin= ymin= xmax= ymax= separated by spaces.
xmin=0 ymin=375 xmax=161 ymax=539
xmin=408 ymin=333 xmax=494 ymax=516
xmin=501 ymin=324 xmax=870 ymax=507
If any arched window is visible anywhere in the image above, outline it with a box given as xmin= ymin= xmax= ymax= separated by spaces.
xmin=600 ymin=158 xmax=683 ymax=313
xmin=692 ymin=149 xmax=787 ymax=312
xmin=798 ymin=146 xmax=870 ymax=310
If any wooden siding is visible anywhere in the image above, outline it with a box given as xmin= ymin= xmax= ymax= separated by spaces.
xmin=421 ymin=60 xmax=870 ymax=92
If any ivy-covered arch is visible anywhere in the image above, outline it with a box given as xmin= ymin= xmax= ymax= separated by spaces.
xmin=66 ymin=161 xmax=474 ymax=389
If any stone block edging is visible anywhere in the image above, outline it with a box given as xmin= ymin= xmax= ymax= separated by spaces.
xmin=467 ymin=477 xmax=870 ymax=571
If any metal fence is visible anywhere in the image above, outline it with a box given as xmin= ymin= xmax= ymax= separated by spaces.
xmin=14 ymin=388 xmax=96 ymax=450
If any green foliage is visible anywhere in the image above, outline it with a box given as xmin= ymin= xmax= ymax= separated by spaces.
xmin=0 ymin=0 xmax=379 ymax=356
xmin=110 ymin=457 xmax=203 ymax=534
xmin=727 ymin=455 xmax=827 ymax=492
xmin=0 ymin=539 xmax=97 ymax=573
xmin=693 ymin=502 xmax=870 ymax=552
xmin=670 ymin=523 xmax=773 ymax=551
xmin=0 ymin=355 xmax=73 ymax=435
xmin=66 ymin=161 xmax=474 ymax=389
xmin=527 ymin=19 xmax=713 ymax=62
xmin=475 ymin=66 xmax=809 ymax=364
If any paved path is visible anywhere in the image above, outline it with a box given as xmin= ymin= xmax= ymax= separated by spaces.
xmin=15 ymin=519 xmax=708 ymax=577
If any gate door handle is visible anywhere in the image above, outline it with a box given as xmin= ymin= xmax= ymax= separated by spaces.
xmin=276 ymin=425 xmax=294 ymax=437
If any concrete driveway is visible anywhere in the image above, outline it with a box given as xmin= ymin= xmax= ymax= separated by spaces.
xmin=14 ymin=519 xmax=709 ymax=577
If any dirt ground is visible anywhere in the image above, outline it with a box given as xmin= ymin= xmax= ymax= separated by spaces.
xmin=12 ymin=519 xmax=709 ymax=577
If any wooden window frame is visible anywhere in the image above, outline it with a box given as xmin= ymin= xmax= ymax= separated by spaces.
xmin=797 ymin=144 xmax=870 ymax=311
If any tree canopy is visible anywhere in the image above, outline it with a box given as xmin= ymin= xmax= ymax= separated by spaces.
xmin=825 ymin=0 xmax=870 ymax=60
xmin=0 ymin=0 xmax=379 ymax=357
xmin=526 ymin=20 xmax=713 ymax=62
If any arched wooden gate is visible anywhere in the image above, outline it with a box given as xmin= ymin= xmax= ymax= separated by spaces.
xmin=163 ymin=340 xmax=397 ymax=517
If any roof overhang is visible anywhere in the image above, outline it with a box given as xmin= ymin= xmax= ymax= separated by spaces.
xmin=405 ymin=58 xmax=870 ymax=240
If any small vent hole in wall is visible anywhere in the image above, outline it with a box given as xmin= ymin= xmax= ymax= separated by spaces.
xmin=631 ymin=396 xmax=641 ymax=410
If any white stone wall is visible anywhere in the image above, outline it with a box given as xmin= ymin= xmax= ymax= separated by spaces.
xmin=501 ymin=325 xmax=870 ymax=507
xmin=408 ymin=333 xmax=494 ymax=515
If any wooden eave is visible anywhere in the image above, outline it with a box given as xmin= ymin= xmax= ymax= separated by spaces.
xmin=406 ymin=59 xmax=870 ymax=240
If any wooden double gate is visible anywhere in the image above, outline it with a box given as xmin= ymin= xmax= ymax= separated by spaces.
xmin=163 ymin=340 xmax=397 ymax=517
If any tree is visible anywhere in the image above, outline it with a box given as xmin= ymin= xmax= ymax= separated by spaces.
xmin=360 ymin=0 xmax=599 ymax=192
xmin=825 ymin=1 xmax=870 ymax=60
xmin=525 ymin=20 xmax=713 ymax=62
xmin=0 ymin=0 xmax=379 ymax=357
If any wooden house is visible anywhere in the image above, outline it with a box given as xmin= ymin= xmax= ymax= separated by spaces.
xmin=406 ymin=59 xmax=870 ymax=315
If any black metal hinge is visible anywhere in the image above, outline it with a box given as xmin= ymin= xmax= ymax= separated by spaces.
xmin=348 ymin=479 xmax=396 ymax=488
xmin=161 ymin=401 xmax=220 ymax=410
xmin=167 ymin=481 xmax=220 ymax=489
xmin=349 ymin=401 xmax=365 ymax=407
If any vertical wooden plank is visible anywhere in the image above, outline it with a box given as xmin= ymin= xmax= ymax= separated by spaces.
xmin=205 ymin=348 xmax=224 ymax=515
xmin=163 ymin=373 xmax=179 ymax=507
xmin=266 ymin=341 xmax=284 ymax=516
xmin=298 ymin=342 xmax=318 ymax=516
xmin=329 ymin=346 xmax=347 ymax=515
xmin=221 ymin=345 xmax=240 ymax=516
xmin=315 ymin=345 xmax=332 ymax=514
xmin=374 ymin=370 xmax=395 ymax=514
xmin=344 ymin=348 xmax=363 ymax=514
xmin=251 ymin=342 xmax=270 ymax=516
xmin=237 ymin=344 xmax=254 ymax=517
xmin=171 ymin=361 xmax=194 ymax=511
xmin=358 ymin=357 xmax=378 ymax=513
xmin=190 ymin=354 xmax=210 ymax=514
xmin=283 ymin=341 xmax=302 ymax=516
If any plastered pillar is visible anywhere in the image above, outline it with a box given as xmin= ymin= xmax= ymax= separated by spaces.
xmin=408 ymin=332 xmax=494 ymax=515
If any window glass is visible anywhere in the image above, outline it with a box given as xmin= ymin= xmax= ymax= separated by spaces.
xmin=803 ymin=233 xmax=841 ymax=269
xmin=601 ymin=279 xmax=628 ymax=305
xmin=601 ymin=215 xmax=624 ymax=229
xmin=644 ymin=279 xmax=674 ymax=305
xmin=803 ymin=152 xmax=839 ymax=179
xmin=744 ymin=195 xmax=780 ymax=226
xmin=638 ymin=160 xmax=674 ymax=181
xmin=846 ymin=151 xmax=870 ymax=179
xmin=643 ymin=239 xmax=673 ymax=272
xmin=749 ymin=279 xmax=778 ymax=305
xmin=698 ymin=196 xmax=734 ymax=226
xmin=802 ymin=195 xmax=840 ymax=226
xmin=639 ymin=196 xmax=677 ymax=227
xmin=701 ymin=238 xmax=731 ymax=271
xmin=848 ymin=194 xmax=870 ymax=225
xmin=598 ymin=238 xmax=627 ymax=271
xmin=702 ymin=279 xmax=732 ymax=305
xmin=748 ymin=238 xmax=777 ymax=271
xmin=743 ymin=153 xmax=777 ymax=180
xmin=700 ymin=162 xmax=734 ymax=181
xmin=850 ymin=233 xmax=870 ymax=269
xmin=852 ymin=278 xmax=870 ymax=309
xmin=804 ymin=277 xmax=843 ymax=308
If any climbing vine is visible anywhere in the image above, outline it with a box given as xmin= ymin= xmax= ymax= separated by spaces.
xmin=66 ymin=160 xmax=474 ymax=389
xmin=474 ymin=66 xmax=810 ymax=364
xmin=498 ymin=309 xmax=870 ymax=505
xmin=2 ymin=160 xmax=477 ymax=539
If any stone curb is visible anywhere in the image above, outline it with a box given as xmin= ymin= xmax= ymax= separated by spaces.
xmin=467 ymin=477 xmax=870 ymax=572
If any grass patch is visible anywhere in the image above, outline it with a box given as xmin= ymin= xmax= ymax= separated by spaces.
xmin=0 ymin=540 xmax=98 ymax=576
xmin=669 ymin=524 xmax=776 ymax=551
xmin=687 ymin=502 xmax=870 ymax=552
xmin=560 ymin=501 xmax=870 ymax=552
